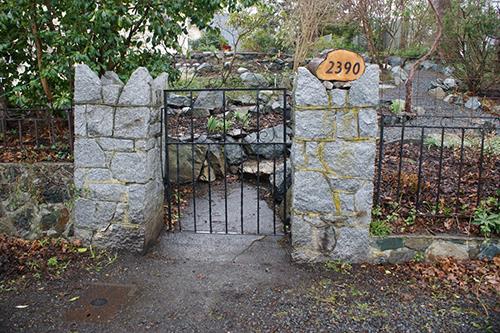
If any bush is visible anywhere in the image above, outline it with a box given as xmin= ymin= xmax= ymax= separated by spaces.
xmin=441 ymin=0 xmax=500 ymax=94
xmin=191 ymin=29 xmax=228 ymax=52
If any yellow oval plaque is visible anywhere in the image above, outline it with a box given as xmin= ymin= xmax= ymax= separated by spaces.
xmin=310 ymin=49 xmax=366 ymax=82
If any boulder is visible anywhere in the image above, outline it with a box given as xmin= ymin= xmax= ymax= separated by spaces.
xmin=387 ymin=56 xmax=403 ymax=67
xmin=428 ymin=87 xmax=446 ymax=99
xmin=240 ymin=72 xmax=268 ymax=87
xmin=166 ymin=94 xmax=191 ymax=107
xmin=465 ymin=97 xmax=481 ymax=110
xmin=242 ymin=160 xmax=276 ymax=176
xmin=237 ymin=67 xmax=249 ymax=74
xmin=224 ymin=137 xmax=247 ymax=165
xmin=391 ymin=66 xmax=408 ymax=86
xmin=270 ymin=161 xmax=291 ymax=202
xmin=243 ymin=124 xmax=291 ymax=159
xmin=443 ymin=78 xmax=457 ymax=90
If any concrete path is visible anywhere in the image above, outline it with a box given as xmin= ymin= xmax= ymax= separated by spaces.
xmin=1 ymin=231 xmax=497 ymax=332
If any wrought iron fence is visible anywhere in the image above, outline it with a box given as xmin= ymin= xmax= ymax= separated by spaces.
xmin=0 ymin=108 xmax=74 ymax=162
xmin=374 ymin=114 xmax=499 ymax=231
xmin=162 ymin=87 xmax=290 ymax=235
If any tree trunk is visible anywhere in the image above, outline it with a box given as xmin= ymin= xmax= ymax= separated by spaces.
xmin=31 ymin=21 xmax=53 ymax=106
xmin=404 ymin=0 xmax=443 ymax=114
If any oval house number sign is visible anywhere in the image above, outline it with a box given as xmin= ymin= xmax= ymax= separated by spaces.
xmin=308 ymin=49 xmax=366 ymax=82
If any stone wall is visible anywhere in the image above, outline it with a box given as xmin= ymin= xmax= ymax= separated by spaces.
xmin=291 ymin=64 xmax=380 ymax=263
xmin=0 ymin=163 xmax=74 ymax=239
xmin=73 ymin=65 xmax=166 ymax=253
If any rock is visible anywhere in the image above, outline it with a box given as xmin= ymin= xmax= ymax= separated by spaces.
xmin=74 ymin=64 xmax=102 ymax=104
xmin=196 ymin=63 xmax=212 ymax=73
xmin=323 ymin=81 xmax=334 ymax=90
xmin=101 ymin=71 xmax=124 ymax=105
xmin=330 ymin=89 xmax=347 ymax=107
xmin=230 ymin=94 xmax=255 ymax=106
xmin=413 ymin=106 xmax=426 ymax=116
xmin=376 ymin=237 xmax=404 ymax=251
xmin=199 ymin=160 xmax=216 ymax=182
xmin=428 ymin=87 xmax=446 ymax=99
xmin=242 ymin=159 xmax=276 ymax=176
xmin=224 ymin=137 xmax=247 ymax=165
xmin=271 ymin=101 xmax=282 ymax=113
xmin=270 ymin=162 xmax=291 ymax=201
xmin=243 ymin=124 xmax=291 ymax=159
xmin=193 ymin=91 xmax=224 ymax=110
xmin=465 ymin=97 xmax=481 ymax=110
xmin=391 ymin=65 xmax=408 ymax=85
xmin=118 ymin=67 xmax=153 ymax=106
xmin=421 ymin=60 xmax=435 ymax=70
xmin=380 ymin=84 xmax=396 ymax=90
xmin=404 ymin=237 xmax=432 ymax=251
xmin=387 ymin=56 xmax=403 ymax=67
xmin=114 ymin=106 xmax=150 ymax=138
xmin=293 ymin=67 xmax=328 ymax=107
xmin=350 ymin=64 xmax=380 ymax=106
xmin=151 ymin=72 xmax=169 ymax=105
xmin=86 ymin=105 xmax=114 ymax=137
xmin=443 ymin=94 xmax=457 ymax=104
xmin=425 ymin=240 xmax=469 ymax=261
xmin=478 ymin=243 xmax=500 ymax=260
xmin=223 ymin=61 xmax=231 ymax=69
xmin=333 ymin=81 xmax=352 ymax=89
xmin=166 ymin=94 xmax=191 ymax=107
xmin=167 ymin=142 xmax=207 ymax=183
xmin=443 ymin=78 xmax=456 ymax=89
xmin=441 ymin=66 xmax=454 ymax=76
xmin=237 ymin=67 xmax=249 ymax=74
xmin=74 ymin=139 xmax=106 ymax=168
xmin=240 ymin=72 xmax=268 ymax=87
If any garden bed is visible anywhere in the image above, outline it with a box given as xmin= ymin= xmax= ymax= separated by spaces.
xmin=375 ymin=140 xmax=499 ymax=237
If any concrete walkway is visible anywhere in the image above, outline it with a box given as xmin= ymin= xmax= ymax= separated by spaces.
xmin=1 ymin=231 xmax=497 ymax=332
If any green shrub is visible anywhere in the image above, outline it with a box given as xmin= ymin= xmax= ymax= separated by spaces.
xmin=394 ymin=46 xmax=429 ymax=59
xmin=472 ymin=195 xmax=500 ymax=237
xmin=441 ymin=0 xmax=500 ymax=94
xmin=191 ymin=29 xmax=228 ymax=52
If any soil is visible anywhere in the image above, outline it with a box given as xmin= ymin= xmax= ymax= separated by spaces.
xmin=375 ymin=141 xmax=500 ymax=236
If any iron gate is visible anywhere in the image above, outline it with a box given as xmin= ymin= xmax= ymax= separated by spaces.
xmin=162 ymin=88 xmax=290 ymax=235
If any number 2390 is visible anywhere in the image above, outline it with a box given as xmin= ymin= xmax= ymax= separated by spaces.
xmin=326 ymin=61 xmax=361 ymax=75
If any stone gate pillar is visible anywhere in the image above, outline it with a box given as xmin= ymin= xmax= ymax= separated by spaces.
xmin=73 ymin=65 xmax=167 ymax=252
xmin=291 ymin=64 xmax=379 ymax=262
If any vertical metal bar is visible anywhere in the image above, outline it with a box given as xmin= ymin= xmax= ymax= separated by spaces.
xmin=34 ymin=119 xmax=39 ymax=148
xmin=282 ymin=90 xmax=288 ymax=230
xmin=434 ymin=127 xmax=445 ymax=213
xmin=176 ymin=142 xmax=181 ymax=231
xmin=17 ymin=120 xmax=23 ymax=149
xmin=207 ymin=143 xmax=213 ymax=233
xmin=49 ymin=113 xmax=55 ymax=145
xmin=455 ymin=128 xmax=465 ymax=211
xmin=222 ymin=91 xmax=228 ymax=234
xmin=415 ymin=127 xmax=425 ymax=211
xmin=374 ymin=115 xmax=385 ymax=206
xmin=256 ymin=89 xmax=260 ymax=234
xmin=240 ymin=158 xmax=244 ymax=234
xmin=164 ymin=92 xmax=172 ymax=227
xmin=273 ymin=155 xmax=277 ymax=235
xmin=67 ymin=109 xmax=74 ymax=153
xmin=190 ymin=91 xmax=197 ymax=232
xmin=395 ymin=121 xmax=405 ymax=200
xmin=476 ymin=129 xmax=485 ymax=207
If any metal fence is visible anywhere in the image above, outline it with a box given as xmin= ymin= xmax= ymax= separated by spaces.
xmin=374 ymin=114 xmax=500 ymax=224
xmin=163 ymin=87 xmax=290 ymax=235
xmin=0 ymin=108 xmax=74 ymax=161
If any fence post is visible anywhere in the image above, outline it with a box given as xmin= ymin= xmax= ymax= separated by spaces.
xmin=290 ymin=64 xmax=379 ymax=263
xmin=73 ymin=65 xmax=167 ymax=253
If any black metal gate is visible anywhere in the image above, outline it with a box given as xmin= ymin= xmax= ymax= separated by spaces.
xmin=162 ymin=88 xmax=290 ymax=235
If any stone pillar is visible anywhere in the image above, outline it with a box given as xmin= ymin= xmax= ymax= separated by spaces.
xmin=73 ymin=65 xmax=167 ymax=252
xmin=291 ymin=64 xmax=379 ymax=263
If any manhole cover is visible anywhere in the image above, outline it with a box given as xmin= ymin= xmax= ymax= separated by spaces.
xmin=65 ymin=283 xmax=137 ymax=322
